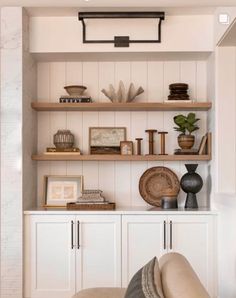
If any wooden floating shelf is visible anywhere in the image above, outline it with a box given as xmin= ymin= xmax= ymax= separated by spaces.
xmin=31 ymin=102 xmax=212 ymax=112
xmin=32 ymin=154 xmax=211 ymax=162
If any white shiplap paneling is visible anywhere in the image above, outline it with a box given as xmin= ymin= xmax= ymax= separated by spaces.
xmin=65 ymin=62 xmax=83 ymax=86
xmin=196 ymin=61 xmax=207 ymax=102
xmin=36 ymin=59 xmax=209 ymax=207
xmin=180 ymin=61 xmax=197 ymax=100
xmin=131 ymin=61 xmax=147 ymax=103
xmin=98 ymin=61 xmax=115 ymax=102
xmin=147 ymin=61 xmax=164 ymax=103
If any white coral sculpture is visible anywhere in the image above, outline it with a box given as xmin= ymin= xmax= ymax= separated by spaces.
xmin=101 ymin=80 xmax=144 ymax=103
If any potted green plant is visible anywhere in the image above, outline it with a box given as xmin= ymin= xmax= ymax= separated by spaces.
xmin=173 ymin=113 xmax=200 ymax=149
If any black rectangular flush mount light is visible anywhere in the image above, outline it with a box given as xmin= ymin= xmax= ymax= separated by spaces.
xmin=78 ymin=12 xmax=165 ymax=47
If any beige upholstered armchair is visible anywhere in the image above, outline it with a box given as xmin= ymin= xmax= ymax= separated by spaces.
xmin=73 ymin=253 xmax=210 ymax=298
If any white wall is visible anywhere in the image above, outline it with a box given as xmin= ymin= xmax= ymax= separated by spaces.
xmin=214 ymin=46 xmax=236 ymax=298
xmin=30 ymin=14 xmax=214 ymax=53
xmin=0 ymin=7 xmax=36 ymax=298
xmin=214 ymin=194 xmax=236 ymax=298
xmin=215 ymin=47 xmax=236 ymax=193
xmin=36 ymin=59 xmax=210 ymax=208
xmin=0 ymin=7 xmax=23 ymax=298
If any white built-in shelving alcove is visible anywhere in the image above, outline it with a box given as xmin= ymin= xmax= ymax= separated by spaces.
xmin=27 ymin=9 xmax=215 ymax=209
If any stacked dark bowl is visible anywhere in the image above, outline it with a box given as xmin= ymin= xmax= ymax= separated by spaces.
xmin=168 ymin=83 xmax=189 ymax=100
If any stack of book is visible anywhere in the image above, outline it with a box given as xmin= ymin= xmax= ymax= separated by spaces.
xmin=174 ymin=149 xmax=198 ymax=155
xmin=77 ymin=190 xmax=107 ymax=204
xmin=59 ymin=95 xmax=92 ymax=103
xmin=45 ymin=147 xmax=81 ymax=154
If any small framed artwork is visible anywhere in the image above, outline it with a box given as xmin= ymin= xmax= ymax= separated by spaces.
xmin=89 ymin=127 xmax=126 ymax=154
xmin=120 ymin=141 xmax=133 ymax=155
xmin=44 ymin=175 xmax=83 ymax=207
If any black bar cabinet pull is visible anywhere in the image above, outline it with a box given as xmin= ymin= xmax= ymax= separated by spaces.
xmin=163 ymin=220 xmax=166 ymax=250
xmin=71 ymin=221 xmax=74 ymax=249
xmin=170 ymin=220 xmax=173 ymax=250
xmin=77 ymin=221 xmax=80 ymax=249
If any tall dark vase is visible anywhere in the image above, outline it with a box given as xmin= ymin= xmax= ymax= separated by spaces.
xmin=180 ymin=164 xmax=203 ymax=209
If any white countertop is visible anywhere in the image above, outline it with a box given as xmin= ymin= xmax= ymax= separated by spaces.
xmin=24 ymin=206 xmax=218 ymax=215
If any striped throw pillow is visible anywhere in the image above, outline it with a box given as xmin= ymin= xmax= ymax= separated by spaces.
xmin=124 ymin=257 xmax=164 ymax=298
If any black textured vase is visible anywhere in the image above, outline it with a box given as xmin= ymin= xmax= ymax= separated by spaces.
xmin=180 ymin=164 xmax=203 ymax=209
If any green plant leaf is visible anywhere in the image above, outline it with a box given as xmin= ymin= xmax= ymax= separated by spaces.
xmin=190 ymin=126 xmax=199 ymax=133
xmin=174 ymin=115 xmax=186 ymax=126
xmin=174 ymin=127 xmax=186 ymax=133
xmin=188 ymin=113 xmax=200 ymax=124
xmin=173 ymin=112 xmax=200 ymax=135
xmin=186 ymin=124 xmax=199 ymax=134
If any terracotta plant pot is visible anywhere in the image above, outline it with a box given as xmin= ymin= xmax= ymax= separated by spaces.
xmin=178 ymin=134 xmax=195 ymax=149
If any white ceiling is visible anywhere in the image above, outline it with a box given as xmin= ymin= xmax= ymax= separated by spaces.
xmin=0 ymin=0 xmax=236 ymax=8
xmin=1 ymin=0 xmax=236 ymax=17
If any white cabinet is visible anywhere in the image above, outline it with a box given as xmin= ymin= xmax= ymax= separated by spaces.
xmin=75 ymin=215 xmax=121 ymax=291
xmin=122 ymin=214 xmax=216 ymax=297
xmin=169 ymin=215 xmax=216 ymax=296
xmin=24 ymin=215 xmax=76 ymax=298
xmin=24 ymin=214 xmax=121 ymax=298
xmin=122 ymin=215 xmax=167 ymax=285
xmin=24 ymin=213 xmax=216 ymax=298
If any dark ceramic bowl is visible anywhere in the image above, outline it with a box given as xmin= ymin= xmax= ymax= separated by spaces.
xmin=161 ymin=196 xmax=178 ymax=209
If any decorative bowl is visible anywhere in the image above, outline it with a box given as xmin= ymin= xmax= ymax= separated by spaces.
xmin=139 ymin=166 xmax=180 ymax=207
xmin=64 ymin=85 xmax=87 ymax=96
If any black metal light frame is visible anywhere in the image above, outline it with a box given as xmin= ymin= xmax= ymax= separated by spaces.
xmin=78 ymin=12 xmax=165 ymax=47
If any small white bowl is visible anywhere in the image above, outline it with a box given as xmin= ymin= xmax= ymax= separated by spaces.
xmin=64 ymin=85 xmax=87 ymax=96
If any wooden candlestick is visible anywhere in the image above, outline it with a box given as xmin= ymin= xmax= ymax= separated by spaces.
xmin=135 ymin=138 xmax=143 ymax=155
xmin=158 ymin=131 xmax=168 ymax=155
xmin=145 ymin=129 xmax=157 ymax=155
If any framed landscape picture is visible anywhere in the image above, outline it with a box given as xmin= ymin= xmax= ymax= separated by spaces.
xmin=89 ymin=127 xmax=126 ymax=154
xmin=44 ymin=175 xmax=83 ymax=207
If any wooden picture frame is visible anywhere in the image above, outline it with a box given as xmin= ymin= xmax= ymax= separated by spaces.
xmin=120 ymin=141 xmax=133 ymax=155
xmin=44 ymin=175 xmax=83 ymax=207
xmin=89 ymin=127 xmax=126 ymax=154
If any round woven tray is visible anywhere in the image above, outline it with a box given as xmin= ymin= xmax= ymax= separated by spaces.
xmin=139 ymin=166 xmax=180 ymax=207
